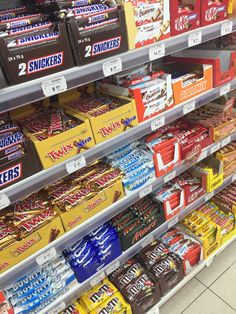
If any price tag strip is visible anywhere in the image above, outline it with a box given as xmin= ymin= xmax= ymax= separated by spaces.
xmin=210 ymin=142 xmax=221 ymax=155
xmin=168 ymin=216 xmax=179 ymax=229
xmin=232 ymin=173 xmax=236 ymax=183
xmin=139 ymin=185 xmax=152 ymax=199
xmin=151 ymin=116 xmax=165 ymax=131
xmin=221 ymin=21 xmax=233 ymax=36
xmin=205 ymin=191 xmax=214 ymax=202
xmin=42 ymin=76 xmax=67 ymax=97
xmin=149 ymin=43 xmax=165 ymax=61
xmin=36 ymin=247 xmax=57 ymax=266
xmin=164 ymin=170 xmax=177 ymax=183
xmin=0 ymin=194 xmax=10 ymax=209
xmin=66 ymin=156 xmax=86 ymax=174
xmin=222 ymin=136 xmax=231 ymax=147
xmin=106 ymin=260 xmax=120 ymax=276
xmin=90 ymin=271 xmax=105 ymax=287
xmin=188 ymin=31 xmax=202 ymax=47
xmin=102 ymin=58 xmax=122 ymax=77
xmin=220 ymin=83 xmax=231 ymax=96
xmin=48 ymin=302 xmax=66 ymax=314
xmin=141 ymin=235 xmax=154 ymax=249
xmin=183 ymin=101 xmax=195 ymax=115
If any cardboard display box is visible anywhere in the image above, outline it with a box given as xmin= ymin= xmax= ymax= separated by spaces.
xmin=201 ymin=0 xmax=229 ymax=26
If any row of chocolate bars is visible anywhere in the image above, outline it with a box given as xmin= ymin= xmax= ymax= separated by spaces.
xmin=0 ymin=0 xmax=234 ymax=86
xmin=1 ymin=179 xmax=236 ymax=314
xmin=1 ymin=52 xmax=236 ymax=190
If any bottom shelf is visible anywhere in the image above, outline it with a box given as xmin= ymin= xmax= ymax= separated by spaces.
xmin=147 ymin=235 xmax=236 ymax=314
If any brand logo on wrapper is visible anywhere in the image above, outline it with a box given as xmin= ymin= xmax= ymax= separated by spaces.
xmin=98 ymin=116 xmax=136 ymax=137
xmin=99 ymin=297 xmax=120 ymax=314
xmin=92 ymin=36 xmax=121 ymax=56
xmin=12 ymin=234 xmax=40 ymax=256
xmin=27 ymin=52 xmax=64 ymax=75
xmin=0 ymin=162 xmax=22 ymax=187
xmin=132 ymin=220 xmax=157 ymax=244
xmin=17 ymin=31 xmax=59 ymax=46
xmin=0 ymin=262 xmax=9 ymax=271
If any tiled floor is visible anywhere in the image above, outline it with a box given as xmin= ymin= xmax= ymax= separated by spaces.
xmin=160 ymin=240 xmax=236 ymax=314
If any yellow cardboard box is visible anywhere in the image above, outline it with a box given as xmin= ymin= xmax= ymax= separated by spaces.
xmin=56 ymin=179 xmax=124 ymax=232
xmin=11 ymin=103 xmax=95 ymax=169
xmin=0 ymin=215 xmax=64 ymax=274
xmin=58 ymin=89 xmax=138 ymax=145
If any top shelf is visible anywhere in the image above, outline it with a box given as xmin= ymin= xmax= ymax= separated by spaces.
xmin=0 ymin=19 xmax=235 ymax=112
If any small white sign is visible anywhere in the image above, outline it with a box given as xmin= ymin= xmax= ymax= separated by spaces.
xmin=0 ymin=194 xmax=10 ymax=209
xmin=141 ymin=235 xmax=154 ymax=249
xmin=199 ymin=150 xmax=208 ymax=161
xmin=210 ymin=142 xmax=221 ymax=154
xmin=148 ymin=305 xmax=160 ymax=314
xmin=183 ymin=101 xmax=196 ymax=115
xmin=220 ymin=83 xmax=231 ymax=96
xmin=151 ymin=116 xmax=165 ymax=131
xmin=232 ymin=173 xmax=236 ymax=183
xmin=221 ymin=21 xmax=233 ymax=36
xmin=90 ymin=271 xmax=105 ymax=287
xmin=164 ymin=170 xmax=177 ymax=183
xmin=48 ymin=302 xmax=66 ymax=314
xmin=66 ymin=156 xmax=86 ymax=174
xmin=36 ymin=247 xmax=57 ymax=266
xmin=139 ymin=185 xmax=152 ymax=199
xmin=149 ymin=43 xmax=165 ymax=61
xmin=206 ymin=257 xmax=214 ymax=267
xmin=205 ymin=191 xmax=214 ymax=202
xmin=188 ymin=31 xmax=202 ymax=47
xmin=222 ymin=136 xmax=231 ymax=147
xmin=168 ymin=216 xmax=179 ymax=229
xmin=102 ymin=58 xmax=122 ymax=77
xmin=42 ymin=76 xmax=67 ymax=97
xmin=106 ymin=260 xmax=120 ymax=276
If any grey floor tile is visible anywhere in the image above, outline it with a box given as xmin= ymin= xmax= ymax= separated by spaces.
xmin=160 ymin=278 xmax=206 ymax=314
xmin=183 ymin=289 xmax=236 ymax=314
xmin=196 ymin=239 xmax=236 ymax=287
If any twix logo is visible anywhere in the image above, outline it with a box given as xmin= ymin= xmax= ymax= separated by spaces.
xmin=98 ymin=116 xmax=136 ymax=138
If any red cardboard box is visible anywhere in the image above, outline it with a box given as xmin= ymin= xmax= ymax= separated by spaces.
xmin=201 ymin=0 xmax=229 ymax=26
xmin=170 ymin=0 xmax=201 ymax=36
xmin=169 ymin=49 xmax=235 ymax=87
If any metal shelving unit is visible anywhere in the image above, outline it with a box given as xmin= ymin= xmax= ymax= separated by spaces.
xmin=1 ymin=132 xmax=235 ymax=294
xmin=0 ymin=19 xmax=235 ymax=112
xmin=39 ymin=173 xmax=236 ymax=314
xmin=1 ymin=78 xmax=236 ymax=208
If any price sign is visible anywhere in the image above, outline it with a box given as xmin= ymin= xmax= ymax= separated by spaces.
xmin=183 ymin=101 xmax=196 ymax=115
xmin=210 ymin=142 xmax=221 ymax=154
xmin=42 ymin=76 xmax=67 ymax=97
xmin=199 ymin=150 xmax=208 ymax=161
xmin=220 ymin=83 xmax=231 ymax=96
xmin=205 ymin=191 xmax=214 ymax=202
xmin=36 ymin=247 xmax=57 ymax=266
xmin=48 ymin=302 xmax=66 ymax=314
xmin=168 ymin=216 xmax=179 ymax=229
xmin=222 ymin=136 xmax=231 ymax=147
xmin=148 ymin=305 xmax=159 ymax=314
xmin=106 ymin=261 xmax=120 ymax=276
xmin=149 ymin=43 xmax=165 ymax=61
xmin=232 ymin=173 xmax=236 ymax=183
xmin=221 ymin=21 xmax=233 ymax=36
xmin=151 ymin=116 xmax=165 ymax=131
xmin=188 ymin=31 xmax=202 ymax=47
xmin=164 ymin=170 xmax=177 ymax=183
xmin=139 ymin=185 xmax=152 ymax=198
xmin=141 ymin=235 xmax=154 ymax=249
xmin=90 ymin=271 xmax=105 ymax=287
xmin=0 ymin=194 xmax=10 ymax=209
xmin=102 ymin=58 xmax=122 ymax=77
xmin=66 ymin=156 xmax=86 ymax=174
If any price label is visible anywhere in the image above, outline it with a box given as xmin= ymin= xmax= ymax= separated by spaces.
xmin=206 ymin=257 xmax=214 ymax=267
xmin=139 ymin=185 xmax=152 ymax=199
xmin=221 ymin=21 xmax=233 ymax=36
xmin=232 ymin=173 xmax=236 ymax=182
xmin=149 ymin=43 xmax=165 ymax=61
xmin=188 ymin=31 xmax=202 ymax=47
xmin=205 ymin=191 xmax=214 ymax=202
xmin=199 ymin=150 xmax=208 ymax=161
xmin=48 ymin=302 xmax=66 ymax=314
xmin=141 ymin=235 xmax=154 ymax=249
xmin=168 ymin=216 xmax=179 ymax=229
xmin=36 ymin=247 xmax=57 ymax=266
xmin=66 ymin=156 xmax=86 ymax=174
xmin=148 ymin=305 xmax=159 ymax=314
xmin=220 ymin=83 xmax=231 ymax=96
xmin=42 ymin=76 xmax=67 ymax=97
xmin=106 ymin=260 xmax=120 ymax=276
xmin=151 ymin=116 xmax=165 ymax=131
xmin=222 ymin=136 xmax=231 ymax=147
xmin=90 ymin=271 xmax=105 ymax=287
xmin=102 ymin=58 xmax=122 ymax=77
xmin=0 ymin=194 xmax=10 ymax=209
xmin=183 ymin=101 xmax=196 ymax=115
xmin=164 ymin=170 xmax=177 ymax=183
xmin=210 ymin=142 xmax=221 ymax=154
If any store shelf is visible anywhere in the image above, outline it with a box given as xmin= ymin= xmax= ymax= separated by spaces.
xmin=40 ymin=172 xmax=236 ymax=314
xmin=1 ymin=133 xmax=235 ymax=293
xmin=148 ymin=235 xmax=236 ymax=314
xmin=1 ymin=78 xmax=236 ymax=207
xmin=0 ymin=19 xmax=235 ymax=112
